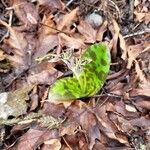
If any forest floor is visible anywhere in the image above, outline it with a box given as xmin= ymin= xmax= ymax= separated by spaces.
xmin=0 ymin=0 xmax=150 ymax=150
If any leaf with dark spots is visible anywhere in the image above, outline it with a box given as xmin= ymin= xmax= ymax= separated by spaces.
xmin=48 ymin=43 xmax=111 ymax=101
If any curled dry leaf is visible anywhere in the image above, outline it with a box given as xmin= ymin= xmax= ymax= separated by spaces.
xmin=110 ymin=20 xmax=120 ymax=59
xmin=96 ymin=21 xmax=108 ymax=42
xmin=119 ymin=34 xmax=127 ymax=60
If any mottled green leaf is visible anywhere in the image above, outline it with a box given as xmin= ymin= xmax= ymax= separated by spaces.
xmin=48 ymin=43 xmax=111 ymax=101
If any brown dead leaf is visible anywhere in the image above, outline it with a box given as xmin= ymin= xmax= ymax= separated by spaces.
xmin=42 ymin=139 xmax=61 ymax=150
xmin=135 ymin=60 xmax=148 ymax=83
xmin=59 ymin=101 xmax=87 ymax=137
xmin=111 ymin=20 xmax=120 ymax=59
xmin=0 ymin=20 xmax=33 ymax=74
xmin=127 ymin=41 xmax=150 ymax=83
xmin=27 ymin=69 xmax=61 ymax=85
xmin=115 ymin=100 xmax=139 ymax=118
xmin=12 ymin=0 xmax=38 ymax=27
xmin=94 ymin=104 xmax=128 ymax=144
xmin=42 ymin=102 xmax=65 ymax=118
xmin=41 ymin=16 xmax=57 ymax=35
xmin=130 ymin=88 xmax=150 ymax=97
xmin=117 ymin=116 xmax=135 ymax=133
xmin=77 ymin=20 xmax=97 ymax=43
xmin=135 ymin=99 xmax=150 ymax=110
xmin=0 ymin=20 xmax=27 ymax=50
xmin=34 ymin=16 xmax=60 ymax=58
xmin=59 ymin=33 xmax=85 ymax=49
xmin=119 ymin=34 xmax=127 ymax=60
xmin=57 ymin=8 xmax=78 ymax=31
xmin=63 ymin=133 xmax=88 ymax=150
xmin=132 ymin=96 xmax=150 ymax=110
xmin=35 ymin=35 xmax=59 ymax=59
xmin=34 ymin=16 xmax=59 ymax=58
xmin=127 ymin=44 xmax=143 ymax=69
xmin=38 ymin=0 xmax=64 ymax=9
xmin=30 ymin=93 xmax=39 ymax=111
xmin=80 ymin=111 xmax=101 ymax=150
xmin=96 ymin=21 xmax=107 ymax=42
xmin=134 ymin=11 xmax=150 ymax=24
xmin=0 ymin=49 xmax=6 ymax=61
xmin=12 ymin=128 xmax=59 ymax=150
xmin=27 ymin=62 xmax=63 ymax=85
xmin=129 ymin=116 xmax=150 ymax=128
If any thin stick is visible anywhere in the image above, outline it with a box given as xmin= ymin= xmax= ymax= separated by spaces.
xmin=39 ymin=23 xmax=69 ymax=35
xmin=123 ymin=29 xmax=150 ymax=39
xmin=62 ymin=137 xmax=73 ymax=150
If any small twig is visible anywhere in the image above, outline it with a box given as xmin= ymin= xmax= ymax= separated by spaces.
xmin=129 ymin=0 xmax=134 ymax=20
xmin=39 ymin=23 xmax=70 ymax=35
xmin=62 ymin=137 xmax=73 ymax=150
xmin=108 ymin=0 xmax=120 ymax=16
xmin=123 ymin=29 xmax=150 ymax=39
xmin=93 ymin=93 xmax=122 ymax=99
xmin=1 ymin=0 xmax=8 ymax=7
xmin=0 ymin=10 xmax=13 ymax=43
xmin=65 ymin=0 xmax=75 ymax=7
xmin=6 ymin=2 xmax=26 ymax=10
xmin=98 ymin=97 xmax=109 ymax=107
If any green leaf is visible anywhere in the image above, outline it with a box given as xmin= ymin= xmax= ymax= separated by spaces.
xmin=48 ymin=43 xmax=111 ymax=101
